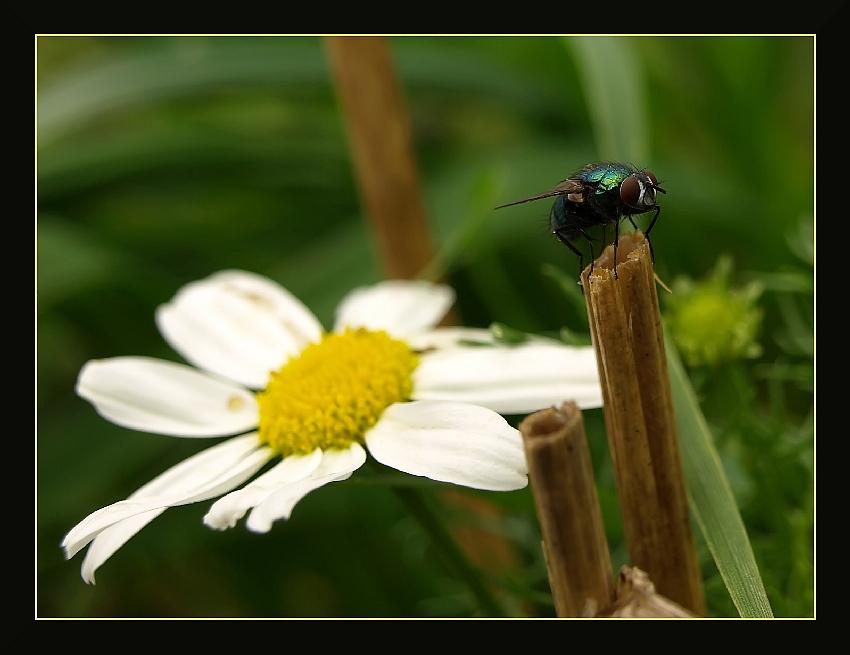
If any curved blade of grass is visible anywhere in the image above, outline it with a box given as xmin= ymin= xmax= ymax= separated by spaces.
xmin=540 ymin=263 xmax=590 ymax=329
xmin=417 ymin=167 xmax=500 ymax=283
xmin=37 ymin=39 xmax=331 ymax=144
xmin=665 ymin=330 xmax=774 ymax=618
xmin=564 ymin=36 xmax=648 ymax=163
xmin=38 ymin=38 xmax=570 ymax=146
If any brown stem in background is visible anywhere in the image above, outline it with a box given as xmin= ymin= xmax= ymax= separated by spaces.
xmin=582 ymin=231 xmax=706 ymax=616
xmin=325 ymin=35 xmax=515 ymax=608
xmin=324 ymin=36 xmax=436 ymax=280
xmin=519 ymin=402 xmax=615 ymax=617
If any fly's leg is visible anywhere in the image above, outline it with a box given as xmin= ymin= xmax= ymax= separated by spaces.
xmin=613 ymin=217 xmax=621 ymax=279
xmin=645 ymin=205 xmax=661 ymax=235
xmin=554 ymin=230 xmax=586 ymax=287
xmin=643 ymin=206 xmax=661 ymax=264
xmin=576 ymin=227 xmax=597 ymax=279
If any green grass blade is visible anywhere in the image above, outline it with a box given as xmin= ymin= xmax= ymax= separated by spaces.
xmin=37 ymin=39 xmax=331 ymax=144
xmin=564 ymin=36 xmax=648 ymax=162
xmin=665 ymin=330 xmax=774 ymax=618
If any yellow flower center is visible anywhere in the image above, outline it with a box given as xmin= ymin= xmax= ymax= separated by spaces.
xmin=257 ymin=327 xmax=419 ymax=458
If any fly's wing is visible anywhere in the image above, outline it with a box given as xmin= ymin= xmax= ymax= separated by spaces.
xmin=494 ymin=178 xmax=584 ymax=210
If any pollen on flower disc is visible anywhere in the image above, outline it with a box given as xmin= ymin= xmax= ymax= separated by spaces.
xmin=257 ymin=328 xmax=419 ymax=457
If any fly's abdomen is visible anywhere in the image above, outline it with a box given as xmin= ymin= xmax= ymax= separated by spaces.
xmin=550 ymin=196 xmax=609 ymax=242
xmin=549 ymin=197 xmax=581 ymax=241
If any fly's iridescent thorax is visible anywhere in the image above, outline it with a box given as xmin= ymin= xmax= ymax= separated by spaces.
xmin=548 ymin=163 xmax=631 ymax=236
xmin=579 ymin=163 xmax=644 ymax=219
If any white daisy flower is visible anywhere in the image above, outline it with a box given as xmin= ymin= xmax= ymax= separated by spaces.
xmin=63 ymin=270 xmax=602 ymax=583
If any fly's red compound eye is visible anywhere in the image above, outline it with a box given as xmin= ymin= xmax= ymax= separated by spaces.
xmin=620 ymin=175 xmax=641 ymax=206
xmin=644 ymin=170 xmax=659 ymax=186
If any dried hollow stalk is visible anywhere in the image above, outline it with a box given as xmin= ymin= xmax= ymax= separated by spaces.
xmin=519 ymin=402 xmax=615 ymax=617
xmin=582 ymin=232 xmax=706 ymax=616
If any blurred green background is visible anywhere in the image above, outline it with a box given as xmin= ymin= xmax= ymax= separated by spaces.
xmin=37 ymin=35 xmax=814 ymax=618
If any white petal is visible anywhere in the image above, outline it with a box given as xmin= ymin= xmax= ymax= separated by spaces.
xmin=76 ymin=357 xmax=259 ymax=436
xmin=156 ymin=269 xmax=324 ymax=388
xmin=405 ymin=327 xmax=566 ymax=352
xmin=412 ymin=385 xmax=603 ymax=415
xmin=80 ymin=508 xmax=164 ymax=584
xmin=404 ymin=326 xmax=497 ymax=351
xmin=245 ymin=443 xmax=367 ymax=533
xmin=333 ymin=280 xmax=455 ymax=338
xmin=63 ymin=434 xmax=273 ymax=562
xmin=203 ymin=449 xmax=323 ymax=530
xmin=412 ymin=343 xmax=603 ymax=413
xmin=365 ymin=401 xmax=528 ymax=491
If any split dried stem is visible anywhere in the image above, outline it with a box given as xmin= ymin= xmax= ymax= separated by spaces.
xmin=590 ymin=566 xmax=697 ymax=618
xmin=519 ymin=402 xmax=615 ymax=617
xmin=582 ymin=232 xmax=706 ymax=616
